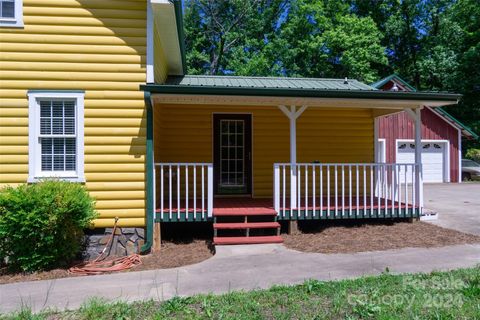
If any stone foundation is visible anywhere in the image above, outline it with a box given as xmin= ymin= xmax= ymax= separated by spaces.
xmin=84 ymin=227 xmax=145 ymax=260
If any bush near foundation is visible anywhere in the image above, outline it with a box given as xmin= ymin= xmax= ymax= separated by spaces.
xmin=0 ymin=180 xmax=97 ymax=272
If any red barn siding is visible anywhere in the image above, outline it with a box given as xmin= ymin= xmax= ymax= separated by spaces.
xmin=378 ymin=108 xmax=459 ymax=182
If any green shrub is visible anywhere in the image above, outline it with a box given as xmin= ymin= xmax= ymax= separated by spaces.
xmin=0 ymin=180 xmax=97 ymax=272
xmin=465 ymin=148 xmax=480 ymax=162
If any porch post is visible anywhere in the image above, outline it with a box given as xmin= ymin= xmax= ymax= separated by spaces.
xmin=414 ymin=107 xmax=424 ymax=211
xmin=279 ymin=105 xmax=307 ymax=209
xmin=290 ymin=107 xmax=297 ymax=209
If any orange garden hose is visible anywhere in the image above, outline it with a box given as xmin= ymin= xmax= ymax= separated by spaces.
xmin=69 ymin=217 xmax=142 ymax=275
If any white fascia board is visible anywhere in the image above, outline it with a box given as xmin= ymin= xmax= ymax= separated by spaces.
xmin=151 ymin=0 xmax=183 ymax=77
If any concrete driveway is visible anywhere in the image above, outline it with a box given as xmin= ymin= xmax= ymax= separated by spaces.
xmin=424 ymin=183 xmax=480 ymax=236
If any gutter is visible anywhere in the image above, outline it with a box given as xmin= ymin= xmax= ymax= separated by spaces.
xmin=140 ymin=84 xmax=461 ymax=102
xmin=171 ymin=0 xmax=187 ymax=74
xmin=141 ymin=91 xmax=154 ymax=253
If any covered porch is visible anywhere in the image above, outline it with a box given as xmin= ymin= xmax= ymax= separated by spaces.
xmin=142 ymin=76 xmax=460 ymax=227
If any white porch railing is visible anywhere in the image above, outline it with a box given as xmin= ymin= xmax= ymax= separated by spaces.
xmin=273 ymin=163 xmax=422 ymax=218
xmin=154 ymin=163 xmax=213 ymax=220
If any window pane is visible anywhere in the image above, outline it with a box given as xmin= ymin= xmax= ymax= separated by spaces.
xmin=40 ymin=118 xmax=51 ymax=134
xmin=53 ymin=155 xmax=64 ymax=171
xmin=41 ymin=155 xmax=52 ymax=171
xmin=1 ymin=1 xmax=15 ymax=19
xmin=41 ymin=138 xmax=53 ymax=155
xmin=52 ymin=118 xmax=63 ymax=134
xmin=65 ymin=155 xmax=76 ymax=171
xmin=64 ymin=118 xmax=75 ymax=134
xmin=65 ymin=138 xmax=76 ymax=154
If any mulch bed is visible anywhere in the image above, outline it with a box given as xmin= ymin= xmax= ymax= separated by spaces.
xmin=0 ymin=240 xmax=214 ymax=285
xmin=283 ymin=220 xmax=480 ymax=253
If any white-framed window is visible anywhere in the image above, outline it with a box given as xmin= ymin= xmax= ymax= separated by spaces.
xmin=0 ymin=0 xmax=23 ymax=27
xmin=28 ymin=91 xmax=85 ymax=183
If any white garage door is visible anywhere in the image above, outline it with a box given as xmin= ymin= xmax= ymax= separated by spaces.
xmin=397 ymin=142 xmax=446 ymax=183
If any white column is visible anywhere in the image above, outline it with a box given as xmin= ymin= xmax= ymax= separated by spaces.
xmin=414 ymin=107 xmax=424 ymax=210
xmin=290 ymin=107 xmax=298 ymax=208
xmin=279 ymin=105 xmax=307 ymax=209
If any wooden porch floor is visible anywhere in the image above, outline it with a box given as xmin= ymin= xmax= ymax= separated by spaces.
xmin=155 ymin=197 xmax=420 ymax=222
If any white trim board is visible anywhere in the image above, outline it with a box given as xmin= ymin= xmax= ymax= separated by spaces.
xmin=395 ymin=139 xmax=450 ymax=183
xmin=27 ymin=91 xmax=85 ymax=183
xmin=0 ymin=0 xmax=23 ymax=28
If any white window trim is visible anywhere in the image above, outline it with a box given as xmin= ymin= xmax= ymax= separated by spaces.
xmin=0 ymin=0 xmax=24 ymax=28
xmin=28 ymin=91 xmax=85 ymax=183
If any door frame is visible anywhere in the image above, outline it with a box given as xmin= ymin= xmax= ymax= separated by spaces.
xmin=395 ymin=139 xmax=450 ymax=183
xmin=212 ymin=113 xmax=253 ymax=196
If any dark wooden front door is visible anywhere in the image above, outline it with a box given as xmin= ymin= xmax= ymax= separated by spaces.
xmin=213 ymin=114 xmax=252 ymax=195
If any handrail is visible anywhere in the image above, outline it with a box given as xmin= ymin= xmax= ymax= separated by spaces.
xmin=155 ymin=163 xmax=213 ymax=220
xmin=274 ymin=162 xmax=422 ymax=218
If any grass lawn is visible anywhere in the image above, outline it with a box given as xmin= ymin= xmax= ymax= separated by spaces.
xmin=3 ymin=266 xmax=479 ymax=320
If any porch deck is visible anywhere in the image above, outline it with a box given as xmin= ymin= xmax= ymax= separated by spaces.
xmin=155 ymin=197 xmax=420 ymax=222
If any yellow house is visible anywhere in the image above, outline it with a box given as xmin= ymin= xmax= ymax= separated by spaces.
xmin=0 ymin=0 xmax=461 ymax=251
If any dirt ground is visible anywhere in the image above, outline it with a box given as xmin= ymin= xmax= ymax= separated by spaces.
xmin=0 ymin=240 xmax=214 ymax=285
xmin=283 ymin=220 xmax=480 ymax=253
xmin=2 ymin=220 xmax=479 ymax=285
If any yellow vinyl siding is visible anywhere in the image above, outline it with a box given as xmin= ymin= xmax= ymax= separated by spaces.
xmin=0 ymin=0 xmax=163 ymax=227
xmin=154 ymin=105 xmax=373 ymax=197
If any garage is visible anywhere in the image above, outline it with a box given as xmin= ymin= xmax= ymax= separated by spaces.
xmin=396 ymin=140 xmax=449 ymax=183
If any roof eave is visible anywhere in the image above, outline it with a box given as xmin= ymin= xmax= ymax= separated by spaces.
xmin=140 ymin=84 xmax=461 ymax=103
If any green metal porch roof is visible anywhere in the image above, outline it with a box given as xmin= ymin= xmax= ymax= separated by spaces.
xmin=141 ymin=75 xmax=461 ymax=102
xmin=163 ymin=75 xmax=376 ymax=91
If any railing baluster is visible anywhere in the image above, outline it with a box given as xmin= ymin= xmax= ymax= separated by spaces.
xmin=342 ymin=165 xmax=345 ymax=217
xmin=356 ymin=165 xmax=359 ymax=218
xmin=363 ymin=165 xmax=366 ymax=218
xmin=370 ymin=164 xmax=374 ymax=218
xmin=177 ymin=165 xmax=180 ymax=220
xmin=305 ymin=165 xmax=308 ymax=218
xmin=404 ymin=164 xmax=408 ymax=217
xmin=327 ymin=165 xmax=331 ymax=217
xmin=313 ymin=166 xmax=316 ymax=218
xmin=169 ymin=165 xmax=172 ymax=220
xmin=160 ymin=165 xmax=164 ymax=221
xmin=349 ymin=165 xmax=352 ymax=217
xmin=298 ymin=165 xmax=301 ymax=218
xmin=282 ymin=165 xmax=286 ymax=218
xmin=202 ymin=165 xmax=205 ymax=218
xmin=207 ymin=164 xmax=213 ymax=217
xmin=193 ymin=166 xmax=197 ymax=220
xmin=335 ymin=164 xmax=338 ymax=217
xmin=186 ymin=165 xmax=189 ymax=220
xmin=320 ymin=164 xmax=323 ymax=217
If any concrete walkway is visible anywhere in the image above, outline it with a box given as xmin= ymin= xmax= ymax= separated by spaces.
xmin=1 ymin=243 xmax=479 ymax=314
xmin=424 ymin=183 xmax=480 ymax=236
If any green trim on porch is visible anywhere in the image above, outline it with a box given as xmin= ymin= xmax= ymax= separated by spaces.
xmin=155 ymin=208 xmax=420 ymax=222
xmin=141 ymin=91 xmax=154 ymax=253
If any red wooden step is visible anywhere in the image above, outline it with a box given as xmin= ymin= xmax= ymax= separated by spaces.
xmin=214 ymin=222 xmax=280 ymax=230
xmin=214 ymin=235 xmax=283 ymax=245
xmin=213 ymin=208 xmax=277 ymax=216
